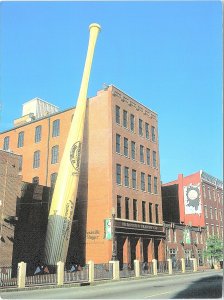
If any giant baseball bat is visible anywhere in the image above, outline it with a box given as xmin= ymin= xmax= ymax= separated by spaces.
xmin=44 ymin=23 xmax=101 ymax=265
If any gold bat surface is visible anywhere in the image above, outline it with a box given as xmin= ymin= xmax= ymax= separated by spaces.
xmin=44 ymin=23 xmax=101 ymax=265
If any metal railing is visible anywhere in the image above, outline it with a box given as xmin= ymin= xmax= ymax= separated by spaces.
xmin=64 ymin=265 xmax=88 ymax=283
xmin=157 ymin=261 xmax=169 ymax=273
xmin=94 ymin=263 xmax=112 ymax=281
xmin=119 ymin=263 xmax=135 ymax=278
xmin=140 ymin=262 xmax=153 ymax=276
xmin=172 ymin=260 xmax=182 ymax=273
xmin=185 ymin=260 xmax=194 ymax=271
xmin=25 ymin=265 xmax=57 ymax=286
xmin=0 ymin=266 xmax=17 ymax=288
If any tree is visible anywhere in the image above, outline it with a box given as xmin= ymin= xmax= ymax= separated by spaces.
xmin=203 ymin=235 xmax=223 ymax=267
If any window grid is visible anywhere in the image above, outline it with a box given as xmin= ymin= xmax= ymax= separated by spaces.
xmin=117 ymin=195 xmax=122 ymax=218
xmin=52 ymin=119 xmax=60 ymax=137
xmin=124 ymin=137 xmax=129 ymax=157
xmin=116 ymin=106 xmax=120 ymax=124
xmin=146 ymin=148 xmax=150 ymax=165
xmin=141 ymin=172 xmax=145 ymax=191
xmin=132 ymin=169 xmax=137 ymax=189
xmin=131 ymin=141 xmax=136 ymax=160
xmin=123 ymin=110 xmax=128 ymax=128
xmin=130 ymin=114 xmax=135 ymax=132
xmin=151 ymin=126 xmax=156 ymax=142
xmin=116 ymin=134 xmax=121 ymax=153
xmin=153 ymin=151 xmax=157 ymax=168
xmin=124 ymin=167 xmax=129 ymax=187
xmin=140 ymin=145 xmax=144 ymax=163
xmin=145 ymin=123 xmax=149 ymax=139
xmin=147 ymin=175 xmax=152 ymax=193
xmin=154 ymin=177 xmax=158 ymax=194
xmin=35 ymin=126 xmax=42 ymax=143
xmin=139 ymin=119 xmax=143 ymax=136
xmin=51 ymin=145 xmax=59 ymax=164
xmin=133 ymin=199 xmax=138 ymax=221
xmin=142 ymin=201 xmax=146 ymax=222
xmin=33 ymin=151 xmax=40 ymax=168
xmin=116 ymin=164 xmax=121 ymax=185
xmin=18 ymin=132 xmax=24 ymax=148
xmin=3 ymin=136 xmax=9 ymax=150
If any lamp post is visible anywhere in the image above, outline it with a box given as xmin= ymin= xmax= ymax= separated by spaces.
xmin=111 ymin=207 xmax=117 ymax=261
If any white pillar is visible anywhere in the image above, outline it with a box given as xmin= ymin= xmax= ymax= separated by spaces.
xmin=109 ymin=260 xmax=120 ymax=280
xmin=190 ymin=258 xmax=197 ymax=272
xmin=181 ymin=258 xmax=185 ymax=273
xmin=167 ymin=258 xmax=172 ymax=275
xmin=17 ymin=261 xmax=26 ymax=289
xmin=134 ymin=260 xmax=140 ymax=277
xmin=87 ymin=260 xmax=94 ymax=283
xmin=57 ymin=261 xmax=64 ymax=285
xmin=152 ymin=259 xmax=157 ymax=276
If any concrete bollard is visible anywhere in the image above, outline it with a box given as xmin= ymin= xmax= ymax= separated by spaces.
xmin=109 ymin=260 xmax=120 ymax=280
xmin=190 ymin=258 xmax=197 ymax=272
xmin=57 ymin=261 xmax=64 ymax=285
xmin=134 ymin=260 xmax=140 ymax=277
xmin=152 ymin=259 xmax=157 ymax=276
xmin=17 ymin=261 xmax=26 ymax=288
xmin=87 ymin=260 xmax=94 ymax=283
xmin=167 ymin=259 xmax=172 ymax=275
xmin=181 ymin=258 xmax=185 ymax=273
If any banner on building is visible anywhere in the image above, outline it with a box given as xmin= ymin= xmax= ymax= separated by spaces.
xmin=104 ymin=219 xmax=112 ymax=240
xmin=184 ymin=183 xmax=201 ymax=214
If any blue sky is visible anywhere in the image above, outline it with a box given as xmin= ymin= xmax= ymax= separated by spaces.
xmin=1 ymin=1 xmax=222 ymax=183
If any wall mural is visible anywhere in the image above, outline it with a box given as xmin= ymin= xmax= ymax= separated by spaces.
xmin=184 ymin=184 xmax=201 ymax=214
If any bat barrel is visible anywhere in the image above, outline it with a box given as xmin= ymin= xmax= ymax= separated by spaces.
xmin=44 ymin=23 xmax=101 ymax=265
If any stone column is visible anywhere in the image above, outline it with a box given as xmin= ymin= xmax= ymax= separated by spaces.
xmin=136 ymin=238 xmax=142 ymax=262
xmin=123 ymin=237 xmax=129 ymax=264
xmin=167 ymin=258 xmax=172 ymax=275
xmin=17 ymin=261 xmax=26 ymax=289
xmin=148 ymin=238 xmax=154 ymax=262
xmin=57 ymin=261 xmax=64 ymax=285
xmin=109 ymin=260 xmax=120 ymax=280
xmin=190 ymin=258 xmax=197 ymax=272
xmin=134 ymin=260 xmax=140 ymax=277
xmin=181 ymin=258 xmax=185 ymax=273
xmin=87 ymin=260 xmax=94 ymax=283
xmin=152 ymin=259 xmax=157 ymax=276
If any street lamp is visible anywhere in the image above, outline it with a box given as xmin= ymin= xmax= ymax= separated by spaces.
xmin=111 ymin=207 xmax=117 ymax=261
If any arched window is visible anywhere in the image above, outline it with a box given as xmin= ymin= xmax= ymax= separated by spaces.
xmin=3 ymin=136 xmax=9 ymax=150
xmin=33 ymin=150 xmax=40 ymax=168
xmin=52 ymin=119 xmax=60 ymax=137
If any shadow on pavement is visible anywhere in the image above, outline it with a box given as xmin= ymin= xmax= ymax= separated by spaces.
xmin=172 ymin=275 xmax=223 ymax=299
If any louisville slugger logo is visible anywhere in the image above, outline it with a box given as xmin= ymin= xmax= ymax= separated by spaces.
xmin=70 ymin=141 xmax=82 ymax=175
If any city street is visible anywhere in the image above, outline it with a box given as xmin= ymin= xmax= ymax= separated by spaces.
xmin=0 ymin=270 xmax=222 ymax=299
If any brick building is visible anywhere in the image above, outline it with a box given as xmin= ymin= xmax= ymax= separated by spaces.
xmin=0 ymin=150 xmax=22 ymax=266
xmin=0 ymin=85 xmax=165 ymax=267
xmin=162 ymin=171 xmax=223 ymax=266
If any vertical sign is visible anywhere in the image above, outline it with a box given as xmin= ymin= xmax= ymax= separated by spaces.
xmin=104 ymin=219 xmax=112 ymax=240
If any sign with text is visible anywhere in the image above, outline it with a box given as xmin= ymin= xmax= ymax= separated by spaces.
xmin=104 ymin=219 xmax=112 ymax=240
xmin=115 ymin=220 xmax=163 ymax=232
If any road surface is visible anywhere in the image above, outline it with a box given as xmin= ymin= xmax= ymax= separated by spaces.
xmin=0 ymin=270 xmax=223 ymax=299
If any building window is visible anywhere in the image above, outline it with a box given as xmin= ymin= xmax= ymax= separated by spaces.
xmin=204 ymin=205 xmax=208 ymax=218
xmin=149 ymin=203 xmax=152 ymax=222
xmin=133 ymin=199 xmax=138 ymax=221
xmin=154 ymin=177 xmax=158 ymax=194
xmin=145 ymin=122 xmax=149 ymax=139
xmin=132 ymin=169 xmax=137 ymax=189
xmin=147 ymin=175 xmax=152 ymax=193
xmin=50 ymin=172 xmax=58 ymax=187
xmin=130 ymin=114 xmax=135 ymax=132
xmin=153 ymin=151 xmax=157 ymax=168
xmin=116 ymin=105 xmax=120 ymax=124
xmin=206 ymin=224 xmax=209 ymax=237
xmin=211 ymin=225 xmax=214 ymax=236
xmin=146 ymin=148 xmax=150 ymax=165
xmin=141 ymin=172 xmax=145 ymax=191
xmin=116 ymin=164 xmax=121 ymax=185
xmin=216 ymin=226 xmax=219 ymax=237
xmin=52 ymin=119 xmax=60 ymax=137
xmin=215 ymin=208 xmax=218 ymax=220
xmin=117 ymin=195 xmax=121 ymax=218
xmin=17 ymin=131 xmax=24 ymax=148
xmin=51 ymin=145 xmax=59 ymax=164
xmin=208 ymin=187 xmax=211 ymax=199
xmin=33 ymin=150 xmax=40 ymax=168
xmin=123 ymin=110 xmax=128 ymax=128
xmin=116 ymin=134 xmax=121 ymax=153
xmin=139 ymin=119 xmax=143 ymax=136
xmin=203 ymin=185 xmax=206 ymax=199
xmin=18 ymin=156 xmax=23 ymax=171
xmin=124 ymin=137 xmax=129 ymax=157
xmin=32 ymin=176 xmax=39 ymax=184
xmin=3 ymin=136 xmax=9 ymax=150
xmin=210 ymin=207 xmax=213 ymax=219
xmin=131 ymin=141 xmax=136 ymax=160
xmin=35 ymin=125 xmax=42 ymax=143
xmin=125 ymin=197 xmax=129 ymax=219
xmin=140 ymin=145 xmax=144 ymax=163
xmin=124 ymin=167 xmax=129 ymax=187
xmin=142 ymin=201 xmax=146 ymax=222
xmin=155 ymin=204 xmax=159 ymax=223
xmin=151 ymin=126 xmax=156 ymax=142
